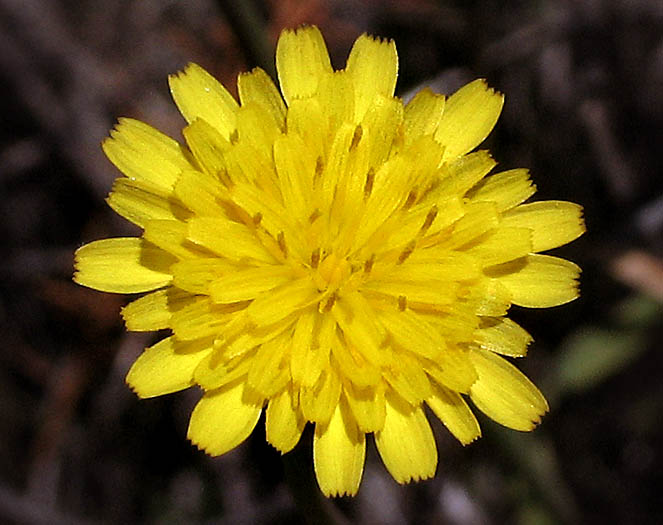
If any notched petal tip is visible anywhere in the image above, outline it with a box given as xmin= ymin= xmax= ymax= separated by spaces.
xmin=317 ymin=480 xmax=363 ymax=498
xmin=168 ymin=62 xmax=201 ymax=82
xmin=459 ymin=433 xmax=482 ymax=446
xmin=188 ymin=433 xmax=220 ymax=457
xmin=357 ymin=32 xmax=396 ymax=47
xmin=125 ymin=336 xmax=212 ymax=398
xmin=313 ymin=402 xmax=366 ymax=498
xmin=167 ymin=63 xmax=201 ymax=94
xmin=125 ymin=375 xmax=157 ymax=402
xmin=468 ymin=78 xmax=505 ymax=106
xmin=276 ymin=25 xmax=333 ymax=105
xmin=124 ymin=374 xmax=173 ymax=401
xmin=283 ymin=23 xmax=318 ymax=35
xmin=392 ymin=462 xmax=437 ymax=485
xmin=187 ymin=382 xmax=263 ymax=457
xmin=73 ymin=238 xmax=174 ymax=294
xmin=479 ymin=77 xmax=504 ymax=96
xmin=488 ymin=254 xmax=582 ymax=308
xmin=578 ymin=206 xmax=587 ymax=234
xmin=436 ymin=78 xmax=505 ymax=160
xmin=168 ymin=62 xmax=239 ymax=139
xmin=345 ymin=32 xmax=399 ymax=122
xmin=101 ymin=117 xmax=190 ymax=191
xmin=469 ymin=349 xmax=549 ymax=431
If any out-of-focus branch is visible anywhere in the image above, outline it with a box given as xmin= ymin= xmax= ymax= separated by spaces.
xmin=0 ymin=483 xmax=94 ymax=525
xmin=612 ymin=250 xmax=663 ymax=301
xmin=0 ymin=0 xmax=118 ymax=202
xmin=580 ymin=99 xmax=639 ymax=203
xmin=216 ymin=0 xmax=276 ymax=79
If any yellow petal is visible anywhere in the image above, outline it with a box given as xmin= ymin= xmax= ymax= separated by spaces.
xmin=352 ymin=157 xmax=415 ymax=249
xmin=193 ymin=352 xmax=251 ymax=391
xmin=421 ymin=303 xmax=481 ymax=345
xmin=102 ymin=118 xmax=191 ymax=191
xmin=217 ymin=317 xmax=290 ymax=363
xmin=441 ymin=201 xmax=499 ymax=249
xmin=247 ymin=332 xmax=290 ymax=397
xmin=126 ymin=336 xmax=212 ymax=397
xmin=171 ymin=258 xmax=236 ymax=295
xmin=237 ymin=67 xmax=286 ymax=129
xmin=181 ymin=119 xmax=230 ymax=179
xmin=318 ymin=122 xmax=361 ymax=221
xmin=224 ymin=139 xmax=277 ymax=190
xmin=345 ymin=33 xmax=398 ymax=122
xmin=366 ymin=280 xmax=458 ymax=312
xmin=363 ymin=276 xmax=459 ymax=308
xmin=169 ymin=63 xmax=239 ymax=139
xmin=375 ymin=393 xmax=437 ymax=484
xmin=468 ymin=168 xmax=536 ymax=211
xmin=469 ymin=349 xmax=548 ymax=431
xmin=398 ymin=134 xmax=446 ymax=192
xmin=361 ymin=94 xmax=404 ymax=169
xmin=316 ymin=71 xmax=355 ymax=135
xmin=468 ymin=278 xmax=512 ymax=317
xmin=121 ymin=288 xmax=194 ymax=331
xmin=501 ymin=201 xmax=586 ymax=252
xmin=403 ymin=88 xmax=446 ymax=143
xmin=327 ymin=127 xmax=373 ymax=247
xmin=187 ymin=380 xmax=262 ymax=456
xmin=426 ymin=384 xmax=481 ymax=445
xmin=265 ymin=386 xmax=305 ymax=453
xmin=314 ymin=401 xmax=366 ymax=497
xmin=169 ymin=297 xmax=231 ymax=340
xmin=291 ymin=311 xmax=331 ymax=388
xmin=466 ymin=227 xmax=533 ymax=267
xmin=229 ymin=181 xmax=295 ymax=240
xmin=344 ymin=382 xmax=386 ymax=433
xmin=187 ymin=217 xmax=275 ymax=264
xmin=376 ymin=196 xmax=457 ymax=254
xmin=486 ymin=254 xmax=581 ymax=308
xmin=331 ymin=339 xmax=381 ymax=388
xmin=384 ymin=351 xmax=432 ymax=407
xmin=290 ymin=309 xmax=317 ymax=384
xmin=332 ymin=292 xmax=386 ymax=368
xmin=424 ymin=346 xmax=478 ymax=393
xmin=300 ymin=369 xmax=342 ymax=425
xmin=247 ymin=279 xmax=319 ymax=327
xmin=143 ymin=219 xmax=202 ymax=260
xmin=209 ymin=266 xmax=294 ymax=303
xmin=73 ymin=238 xmax=174 ymax=293
xmin=473 ymin=317 xmax=532 ymax=357
xmin=435 ymin=79 xmax=504 ymax=161
xmin=173 ymin=168 xmax=227 ymax=217
xmin=397 ymin=253 xmax=481 ymax=283
xmin=236 ymin=103 xmax=282 ymax=160
xmin=286 ymin=98 xmax=327 ymax=160
xmin=107 ymin=178 xmax=190 ymax=228
xmin=377 ymin=310 xmax=444 ymax=360
xmin=433 ymin=150 xmax=497 ymax=200
xmin=273 ymin=133 xmax=316 ymax=221
xmin=276 ymin=26 xmax=332 ymax=105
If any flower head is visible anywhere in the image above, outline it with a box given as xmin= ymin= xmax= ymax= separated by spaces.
xmin=74 ymin=26 xmax=585 ymax=496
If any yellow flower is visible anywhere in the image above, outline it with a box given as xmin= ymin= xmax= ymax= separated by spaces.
xmin=74 ymin=26 xmax=585 ymax=496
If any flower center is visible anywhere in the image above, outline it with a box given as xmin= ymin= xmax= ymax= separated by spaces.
xmin=316 ymin=252 xmax=351 ymax=290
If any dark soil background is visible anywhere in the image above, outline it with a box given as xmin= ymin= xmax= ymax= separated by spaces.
xmin=1 ymin=1 xmax=662 ymax=523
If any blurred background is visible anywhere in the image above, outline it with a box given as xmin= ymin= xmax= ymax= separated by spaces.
xmin=1 ymin=0 xmax=662 ymax=523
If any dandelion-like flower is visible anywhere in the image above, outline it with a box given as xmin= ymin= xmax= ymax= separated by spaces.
xmin=74 ymin=26 xmax=585 ymax=496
